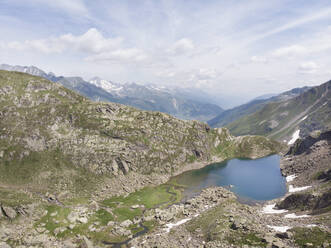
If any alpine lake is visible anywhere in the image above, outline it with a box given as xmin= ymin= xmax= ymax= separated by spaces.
xmin=171 ymin=154 xmax=286 ymax=203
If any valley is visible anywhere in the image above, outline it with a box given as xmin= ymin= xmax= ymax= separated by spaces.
xmin=0 ymin=70 xmax=287 ymax=247
xmin=1 ymin=1 xmax=331 ymax=247
xmin=0 ymin=70 xmax=329 ymax=247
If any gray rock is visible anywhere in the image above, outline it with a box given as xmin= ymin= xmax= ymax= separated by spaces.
xmin=112 ymin=226 xmax=131 ymax=236
xmin=67 ymin=211 xmax=79 ymax=223
xmin=68 ymin=224 xmax=76 ymax=230
xmin=120 ymin=219 xmax=133 ymax=227
xmin=275 ymin=232 xmax=289 ymax=239
xmin=0 ymin=242 xmax=11 ymax=248
xmin=0 ymin=207 xmax=4 ymax=219
xmin=1 ymin=206 xmax=17 ymax=219
xmin=107 ymin=221 xmax=115 ymax=226
xmin=78 ymin=217 xmax=88 ymax=224
xmin=36 ymin=227 xmax=46 ymax=233
xmin=90 ymin=201 xmax=99 ymax=211
xmin=50 ymin=211 xmax=58 ymax=217
xmin=83 ymin=235 xmax=94 ymax=248
xmin=53 ymin=227 xmax=66 ymax=235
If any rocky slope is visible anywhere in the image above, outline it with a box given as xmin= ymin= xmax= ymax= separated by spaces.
xmin=208 ymin=86 xmax=310 ymax=128
xmin=225 ymin=80 xmax=331 ymax=142
xmin=130 ymin=131 xmax=331 ymax=248
xmin=0 ymin=64 xmax=224 ymax=122
xmin=278 ymin=130 xmax=331 ymax=215
xmin=0 ymin=70 xmax=282 ymax=194
xmin=0 ymin=70 xmax=284 ymax=247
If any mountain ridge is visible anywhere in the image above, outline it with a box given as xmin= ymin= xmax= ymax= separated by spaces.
xmin=226 ymin=80 xmax=331 ymax=141
xmin=0 ymin=64 xmax=224 ymax=122
xmin=208 ymin=86 xmax=311 ymax=128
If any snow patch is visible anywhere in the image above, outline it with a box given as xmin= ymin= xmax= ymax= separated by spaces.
xmin=289 ymin=185 xmax=311 ymax=193
xmin=286 ymin=175 xmax=297 ymax=182
xmin=267 ymin=225 xmax=291 ymax=232
xmin=300 ymin=115 xmax=308 ymax=121
xmin=262 ymin=204 xmax=288 ymax=214
xmin=306 ymin=224 xmax=317 ymax=228
xmin=284 ymin=213 xmax=309 ymax=219
xmin=288 ymin=130 xmax=300 ymax=145
xmin=164 ymin=218 xmax=191 ymax=233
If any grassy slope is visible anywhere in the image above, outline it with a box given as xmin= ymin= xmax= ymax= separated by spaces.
xmin=208 ymin=86 xmax=311 ymax=128
xmin=227 ymin=80 xmax=331 ymax=140
xmin=208 ymin=98 xmax=270 ymax=128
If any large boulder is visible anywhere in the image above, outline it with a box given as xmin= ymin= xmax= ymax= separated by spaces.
xmin=317 ymin=169 xmax=331 ymax=181
xmin=1 ymin=206 xmax=17 ymax=220
xmin=120 ymin=219 xmax=133 ymax=228
xmin=313 ymin=191 xmax=331 ymax=214
xmin=276 ymin=193 xmax=316 ymax=210
xmin=277 ymin=192 xmax=331 ymax=213
xmin=0 ymin=242 xmax=11 ymax=248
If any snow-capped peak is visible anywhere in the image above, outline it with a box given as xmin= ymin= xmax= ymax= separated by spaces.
xmin=89 ymin=77 xmax=123 ymax=94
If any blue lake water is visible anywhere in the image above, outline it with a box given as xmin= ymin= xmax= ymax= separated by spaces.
xmin=173 ymin=155 xmax=287 ymax=201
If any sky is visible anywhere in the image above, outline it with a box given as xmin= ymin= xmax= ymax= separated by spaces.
xmin=1 ymin=0 xmax=331 ymax=106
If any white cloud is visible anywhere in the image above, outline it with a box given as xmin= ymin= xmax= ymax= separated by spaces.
xmin=298 ymin=61 xmax=319 ymax=74
xmin=156 ymin=69 xmax=176 ymax=78
xmin=86 ymin=48 xmax=147 ymax=63
xmin=5 ymin=28 xmax=123 ymax=54
xmin=59 ymin=28 xmax=123 ymax=54
xmin=2 ymin=28 xmax=148 ymax=63
xmin=195 ymin=68 xmax=218 ymax=80
xmin=167 ymin=38 xmax=194 ymax=55
xmin=186 ymin=68 xmax=221 ymax=89
xmin=271 ymin=45 xmax=307 ymax=58
xmin=16 ymin=0 xmax=89 ymax=16
xmin=253 ymin=7 xmax=331 ymax=42
xmin=250 ymin=56 xmax=268 ymax=63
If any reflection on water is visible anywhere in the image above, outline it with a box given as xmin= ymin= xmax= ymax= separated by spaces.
xmin=173 ymin=155 xmax=286 ymax=201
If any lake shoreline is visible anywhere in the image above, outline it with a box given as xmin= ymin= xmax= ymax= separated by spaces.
xmin=172 ymin=152 xmax=282 ymax=177
xmin=171 ymin=156 xmax=226 ymax=177
xmin=172 ymin=154 xmax=286 ymax=201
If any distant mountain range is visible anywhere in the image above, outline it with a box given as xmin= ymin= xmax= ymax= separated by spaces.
xmin=0 ymin=64 xmax=224 ymax=122
xmin=210 ymin=80 xmax=330 ymax=142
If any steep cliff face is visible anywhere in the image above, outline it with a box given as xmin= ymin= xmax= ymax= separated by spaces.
xmin=286 ymin=130 xmax=331 ymax=156
xmin=0 ymin=70 xmax=281 ymax=197
xmin=278 ymin=130 xmax=331 ymax=215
